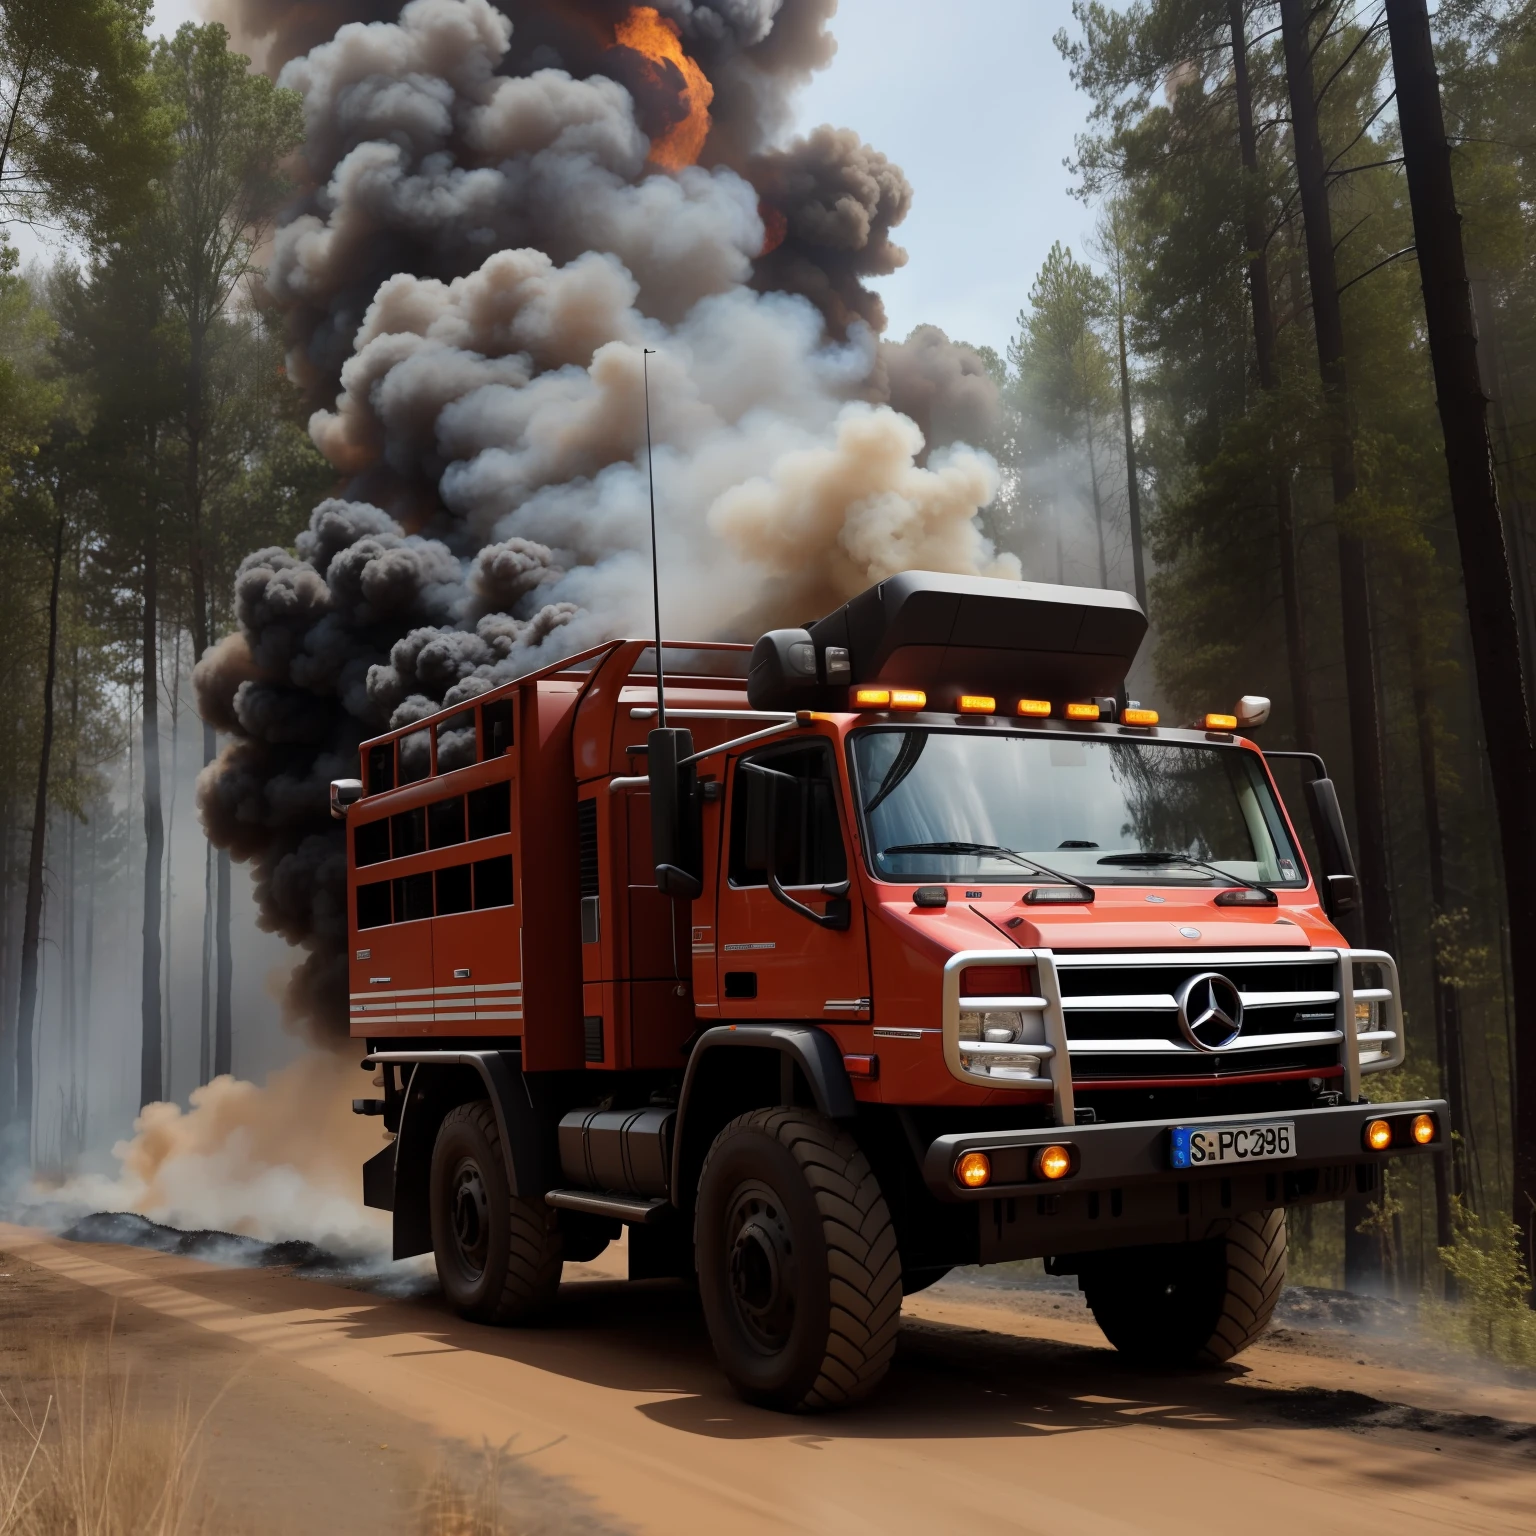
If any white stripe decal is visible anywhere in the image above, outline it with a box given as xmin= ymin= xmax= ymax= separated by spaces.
xmin=349 ymin=982 xmax=523 ymax=1002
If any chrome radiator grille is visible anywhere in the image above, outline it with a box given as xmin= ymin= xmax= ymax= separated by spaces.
xmin=940 ymin=947 xmax=1404 ymax=1127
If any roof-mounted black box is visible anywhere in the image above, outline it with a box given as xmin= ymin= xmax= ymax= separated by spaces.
xmin=747 ymin=570 xmax=1147 ymax=711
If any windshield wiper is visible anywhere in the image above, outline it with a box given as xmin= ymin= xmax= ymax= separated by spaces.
xmin=880 ymin=841 xmax=1095 ymax=899
xmin=1096 ymin=850 xmax=1275 ymax=896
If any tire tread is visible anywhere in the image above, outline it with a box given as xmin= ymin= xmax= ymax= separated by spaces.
xmin=698 ymin=1107 xmax=902 ymax=1411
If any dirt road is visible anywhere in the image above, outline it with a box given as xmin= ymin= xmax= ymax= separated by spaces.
xmin=1 ymin=1222 xmax=1532 ymax=1535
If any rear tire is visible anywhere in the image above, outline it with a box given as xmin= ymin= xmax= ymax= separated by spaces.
xmin=430 ymin=1100 xmax=563 ymax=1324
xmin=695 ymin=1108 xmax=902 ymax=1412
xmin=1081 ymin=1208 xmax=1287 ymax=1367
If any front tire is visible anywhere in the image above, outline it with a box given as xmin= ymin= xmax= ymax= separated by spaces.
xmin=430 ymin=1100 xmax=563 ymax=1324
xmin=1081 ymin=1208 xmax=1287 ymax=1367
xmin=695 ymin=1109 xmax=903 ymax=1412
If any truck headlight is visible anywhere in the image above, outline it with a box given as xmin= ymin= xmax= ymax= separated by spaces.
xmin=958 ymin=1010 xmax=1042 ymax=1079
xmin=982 ymin=1009 xmax=1024 ymax=1042
xmin=960 ymin=1009 xmax=1025 ymax=1042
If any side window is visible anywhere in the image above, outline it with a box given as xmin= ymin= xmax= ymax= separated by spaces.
xmin=392 ymin=872 xmax=433 ymax=923
xmin=468 ymin=781 xmax=511 ymax=840
xmin=428 ymin=796 xmax=465 ymax=848
xmin=365 ymin=743 xmax=394 ymax=795
xmin=354 ymin=819 xmax=389 ymax=867
xmin=474 ymin=854 xmax=514 ymax=909
xmin=434 ymin=710 xmax=476 ymax=773
xmin=481 ymin=699 xmax=514 ymax=759
xmin=728 ymin=743 xmax=848 ymax=888
xmin=399 ymin=728 xmax=431 ymax=784
xmin=357 ymin=880 xmax=391 ymax=929
xmin=391 ymin=805 xmax=427 ymax=858
xmin=436 ymin=864 xmax=472 ymax=915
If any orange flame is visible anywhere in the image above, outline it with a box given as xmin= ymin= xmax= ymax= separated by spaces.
xmin=613 ymin=6 xmax=714 ymax=170
xmin=758 ymin=201 xmax=787 ymax=257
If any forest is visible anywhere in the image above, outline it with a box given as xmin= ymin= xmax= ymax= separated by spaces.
xmin=0 ymin=0 xmax=1532 ymax=1336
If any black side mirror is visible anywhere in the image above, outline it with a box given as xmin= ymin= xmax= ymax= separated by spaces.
xmin=648 ymin=727 xmax=702 ymax=900
xmin=1304 ymin=775 xmax=1364 ymax=946
xmin=740 ymin=762 xmax=850 ymax=930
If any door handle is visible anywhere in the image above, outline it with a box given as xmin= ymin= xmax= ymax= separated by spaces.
xmin=369 ymin=976 xmax=391 ymax=984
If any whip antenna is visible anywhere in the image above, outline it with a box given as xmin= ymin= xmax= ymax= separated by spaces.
xmin=642 ymin=347 xmax=667 ymax=729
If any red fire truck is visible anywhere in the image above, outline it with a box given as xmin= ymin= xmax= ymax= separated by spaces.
xmin=335 ymin=571 xmax=1445 ymax=1411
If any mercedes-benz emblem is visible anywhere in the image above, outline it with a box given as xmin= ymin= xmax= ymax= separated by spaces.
xmin=1174 ymin=971 xmax=1244 ymax=1051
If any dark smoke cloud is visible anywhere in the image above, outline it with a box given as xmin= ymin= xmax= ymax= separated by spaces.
xmin=197 ymin=0 xmax=1010 ymax=1040
xmin=879 ymin=325 xmax=1004 ymax=458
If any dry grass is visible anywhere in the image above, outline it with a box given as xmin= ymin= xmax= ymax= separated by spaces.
xmin=417 ymin=1440 xmax=561 ymax=1536
xmin=0 ymin=1325 xmax=228 ymax=1536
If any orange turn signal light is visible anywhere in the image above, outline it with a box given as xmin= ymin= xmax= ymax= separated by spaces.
xmin=1065 ymin=702 xmax=1101 ymax=721
xmin=958 ymin=694 xmax=996 ymax=714
xmin=1365 ymin=1118 xmax=1393 ymax=1152
xmin=1204 ymin=713 xmax=1239 ymax=731
xmin=1034 ymin=1144 xmax=1074 ymax=1181
xmin=1122 ymin=707 xmax=1159 ymax=727
xmin=1411 ymin=1112 xmax=1437 ymax=1145
xmin=1016 ymin=698 xmax=1052 ymax=718
xmin=891 ymin=688 xmax=926 ymax=710
xmin=956 ymin=1150 xmax=992 ymax=1189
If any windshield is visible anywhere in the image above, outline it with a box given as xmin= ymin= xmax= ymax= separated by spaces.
xmin=851 ymin=729 xmax=1305 ymax=887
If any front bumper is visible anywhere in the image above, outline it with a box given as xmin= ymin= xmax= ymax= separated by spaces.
xmin=922 ymin=1097 xmax=1448 ymax=1202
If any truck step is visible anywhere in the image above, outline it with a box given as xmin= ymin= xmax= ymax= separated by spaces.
xmin=544 ymin=1189 xmax=669 ymax=1225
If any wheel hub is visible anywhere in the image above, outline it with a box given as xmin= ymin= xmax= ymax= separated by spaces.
xmin=725 ymin=1180 xmax=796 ymax=1352
xmin=450 ymin=1158 xmax=490 ymax=1278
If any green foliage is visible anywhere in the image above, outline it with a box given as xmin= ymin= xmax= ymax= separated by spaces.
xmin=1422 ymin=1199 xmax=1536 ymax=1367
xmin=0 ymin=242 xmax=58 ymax=506
xmin=148 ymin=23 xmax=304 ymax=340
xmin=0 ymin=0 xmax=168 ymax=239
xmin=1010 ymin=242 xmax=1116 ymax=439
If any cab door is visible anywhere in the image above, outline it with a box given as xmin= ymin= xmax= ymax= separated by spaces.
xmin=715 ymin=739 xmax=871 ymax=1025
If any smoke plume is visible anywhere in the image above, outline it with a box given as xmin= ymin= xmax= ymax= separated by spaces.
xmin=195 ymin=0 xmax=1014 ymax=1042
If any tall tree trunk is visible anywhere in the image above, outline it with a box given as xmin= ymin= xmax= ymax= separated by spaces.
xmin=199 ymin=838 xmax=213 ymax=1087
xmin=1230 ymin=0 xmax=1315 ymax=751
xmin=1469 ymin=275 xmax=1536 ymax=688
xmin=0 ymin=795 xmax=10 ymax=1127
xmin=215 ymin=848 xmax=232 ymax=1076
xmin=13 ymin=512 xmax=66 ymax=1159
xmin=1110 ymin=249 xmax=1148 ymax=611
xmin=161 ymin=629 xmax=182 ymax=1098
xmin=1385 ymin=0 xmax=1536 ymax=1277
xmin=1405 ymin=594 xmax=1462 ymax=1291
xmin=1280 ymin=0 xmax=1395 ymax=962
xmin=140 ymin=526 xmax=164 ymax=1110
xmin=1085 ymin=405 xmax=1109 ymax=587
xmin=1280 ymin=0 xmax=1394 ymax=1294
xmin=80 ymin=813 xmax=95 ymax=1122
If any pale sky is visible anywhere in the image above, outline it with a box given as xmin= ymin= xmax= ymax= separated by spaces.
xmin=20 ymin=1 xmax=1096 ymax=358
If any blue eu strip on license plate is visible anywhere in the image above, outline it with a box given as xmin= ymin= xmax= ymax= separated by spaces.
xmin=1170 ymin=1121 xmax=1296 ymax=1169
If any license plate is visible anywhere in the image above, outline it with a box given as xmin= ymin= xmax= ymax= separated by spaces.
xmin=1170 ymin=1121 xmax=1296 ymax=1169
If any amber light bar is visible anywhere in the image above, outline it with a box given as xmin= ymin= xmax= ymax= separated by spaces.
xmin=957 ymin=694 xmax=996 ymax=714
xmin=1065 ymin=702 xmax=1101 ymax=721
xmin=1016 ymin=698 xmax=1051 ymax=718
xmin=1122 ymin=707 xmax=1159 ymax=727
xmin=854 ymin=687 xmax=926 ymax=710
xmin=1204 ymin=712 xmax=1238 ymax=730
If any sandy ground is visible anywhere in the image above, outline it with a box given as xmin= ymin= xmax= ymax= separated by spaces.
xmin=0 ymin=1223 xmax=1532 ymax=1535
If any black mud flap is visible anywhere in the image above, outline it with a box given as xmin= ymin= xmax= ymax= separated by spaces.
xmin=362 ymin=1144 xmax=396 ymax=1212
